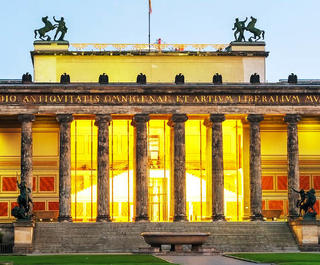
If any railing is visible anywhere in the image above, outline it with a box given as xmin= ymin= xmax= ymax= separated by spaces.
xmin=0 ymin=243 xmax=13 ymax=254
xmin=70 ymin=43 xmax=229 ymax=52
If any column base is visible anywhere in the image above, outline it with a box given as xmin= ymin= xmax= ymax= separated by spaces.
xmin=58 ymin=215 xmax=73 ymax=222
xmin=173 ymin=215 xmax=188 ymax=222
xmin=212 ymin=214 xmax=226 ymax=221
xmin=135 ymin=215 xmax=150 ymax=222
xmin=96 ymin=215 xmax=111 ymax=222
xmin=250 ymin=213 xmax=264 ymax=221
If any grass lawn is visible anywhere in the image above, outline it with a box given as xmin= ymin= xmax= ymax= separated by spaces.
xmin=0 ymin=254 xmax=176 ymax=265
xmin=230 ymin=253 xmax=320 ymax=265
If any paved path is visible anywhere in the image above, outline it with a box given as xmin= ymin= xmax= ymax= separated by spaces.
xmin=160 ymin=255 xmax=270 ymax=265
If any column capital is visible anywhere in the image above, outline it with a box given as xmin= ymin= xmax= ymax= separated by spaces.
xmin=18 ymin=114 xmax=35 ymax=123
xmin=284 ymin=114 xmax=301 ymax=124
xmin=56 ymin=114 xmax=74 ymax=124
xmin=210 ymin=114 xmax=226 ymax=123
xmin=247 ymin=114 xmax=264 ymax=123
xmin=168 ymin=114 xmax=188 ymax=127
xmin=132 ymin=114 xmax=150 ymax=126
xmin=95 ymin=114 xmax=112 ymax=127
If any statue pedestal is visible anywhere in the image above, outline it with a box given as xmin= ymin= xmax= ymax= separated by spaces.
xmin=33 ymin=41 xmax=69 ymax=51
xmin=13 ymin=221 xmax=35 ymax=254
xmin=227 ymin=42 xmax=265 ymax=52
xmin=290 ymin=220 xmax=319 ymax=246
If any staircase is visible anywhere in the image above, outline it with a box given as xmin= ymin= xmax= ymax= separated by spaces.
xmin=32 ymin=221 xmax=298 ymax=253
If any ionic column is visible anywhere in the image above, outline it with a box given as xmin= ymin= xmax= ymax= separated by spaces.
xmin=169 ymin=114 xmax=188 ymax=222
xmin=247 ymin=114 xmax=264 ymax=221
xmin=210 ymin=114 xmax=226 ymax=221
xmin=56 ymin=114 xmax=74 ymax=222
xmin=95 ymin=114 xmax=112 ymax=222
xmin=18 ymin=114 xmax=35 ymax=215
xmin=284 ymin=114 xmax=301 ymax=219
xmin=132 ymin=114 xmax=150 ymax=222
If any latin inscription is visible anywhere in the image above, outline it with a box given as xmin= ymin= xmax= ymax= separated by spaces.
xmin=0 ymin=94 xmax=319 ymax=106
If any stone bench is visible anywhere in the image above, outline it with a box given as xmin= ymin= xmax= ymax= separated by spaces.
xmin=141 ymin=232 xmax=210 ymax=252
xmin=262 ymin=209 xmax=282 ymax=220
xmin=34 ymin=211 xmax=59 ymax=222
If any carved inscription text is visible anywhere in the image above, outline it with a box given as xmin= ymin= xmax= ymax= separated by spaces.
xmin=0 ymin=93 xmax=320 ymax=106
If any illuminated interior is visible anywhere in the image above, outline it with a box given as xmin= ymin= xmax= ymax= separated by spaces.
xmin=185 ymin=120 xmax=209 ymax=221
xmin=185 ymin=119 xmax=244 ymax=221
xmin=71 ymin=120 xmax=98 ymax=222
xmin=69 ymin=117 xmax=245 ymax=222
xmin=1 ymin=116 xmax=319 ymax=222
xmin=147 ymin=119 xmax=171 ymax=221
xmin=223 ymin=120 xmax=244 ymax=221
xmin=109 ymin=119 xmax=134 ymax=222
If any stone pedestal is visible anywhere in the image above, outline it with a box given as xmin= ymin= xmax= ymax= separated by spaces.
xmin=285 ymin=114 xmax=301 ymax=219
xmin=228 ymin=42 xmax=266 ymax=52
xmin=290 ymin=220 xmax=319 ymax=246
xmin=210 ymin=114 xmax=226 ymax=221
xmin=132 ymin=114 xmax=150 ymax=222
xmin=247 ymin=114 xmax=264 ymax=221
xmin=95 ymin=115 xmax=112 ymax=222
xmin=33 ymin=41 xmax=69 ymax=51
xmin=56 ymin=114 xmax=74 ymax=222
xmin=13 ymin=221 xmax=34 ymax=254
xmin=169 ymin=114 xmax=188 ymax=222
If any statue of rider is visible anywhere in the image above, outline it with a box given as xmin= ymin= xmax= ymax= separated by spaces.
xmin=232 ymin=17 xmax=247 ymax=42
xmin=53 ymin=16 xmax=68 ymax=41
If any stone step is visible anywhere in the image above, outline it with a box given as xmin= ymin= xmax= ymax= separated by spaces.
xmin=33 ymin=222 xmax=299 ymax=253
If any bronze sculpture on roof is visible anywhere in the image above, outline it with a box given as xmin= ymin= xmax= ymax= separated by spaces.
xmin=34 ymin=16 xmax=68 ymax=41
xmin=232 ymin=16 xmax=265 ymax=42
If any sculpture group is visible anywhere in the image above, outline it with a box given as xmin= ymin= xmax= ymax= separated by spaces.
xmin=292 ymin=187 xmax=317 ymax=219
xmin=233 ymin=16 xmax=265 ymax=42
xmin=11 ymin=180 xmax=33 ymax=220
xmin=34 ymin=16 xmax=68 ymax=41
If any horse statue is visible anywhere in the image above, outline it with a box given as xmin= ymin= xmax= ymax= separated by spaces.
xmin=34 ymin=16 xmax=56 ymax=41
xmin=246 ymin=16 xmax=265 ymax=42
xmin=292 ymin=187 xmax=317 ymax=219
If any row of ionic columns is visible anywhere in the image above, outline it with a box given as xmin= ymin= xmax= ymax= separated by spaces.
xmin=18 ymin=113 xmax=301 ymax=222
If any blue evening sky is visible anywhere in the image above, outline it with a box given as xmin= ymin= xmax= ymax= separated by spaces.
xmin=0 ymin=0 xmax=318 ymax=82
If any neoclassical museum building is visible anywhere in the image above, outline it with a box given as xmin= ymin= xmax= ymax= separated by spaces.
xmin=0 ymin=40 xmax=319 ymax=228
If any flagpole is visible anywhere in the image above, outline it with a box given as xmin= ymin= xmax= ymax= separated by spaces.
xmin=148 ymin=6 xmax=151 ymax=51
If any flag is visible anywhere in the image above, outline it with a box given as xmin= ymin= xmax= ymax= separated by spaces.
xmin=149 ymin=0 xmax=152 ymax=14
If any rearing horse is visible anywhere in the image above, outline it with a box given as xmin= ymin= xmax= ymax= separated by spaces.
xmin=34 ymin=16 xmax=56 ymax=41
xmin=246 ymin=16 xmax=265 ymax=42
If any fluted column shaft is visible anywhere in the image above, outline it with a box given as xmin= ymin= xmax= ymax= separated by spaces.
xmin=18 ymin=114 xmax=35 ymax=215
xmin=284 ymin=114 xmax=301 ymax=219
xmin=95 ymin=114 xmax=112 ymax=222
xmin=247 ymin=114 xmax=264 ymax=221
xmin=132 ymin=114 xmax=150 ymax=222
xmin=210 ymin=114 xmax=226 ymax=221
xmin=169 ymin=114 xmax=188 ymax=222
xmin=56 ymin=114 xmax=74 ymax=222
